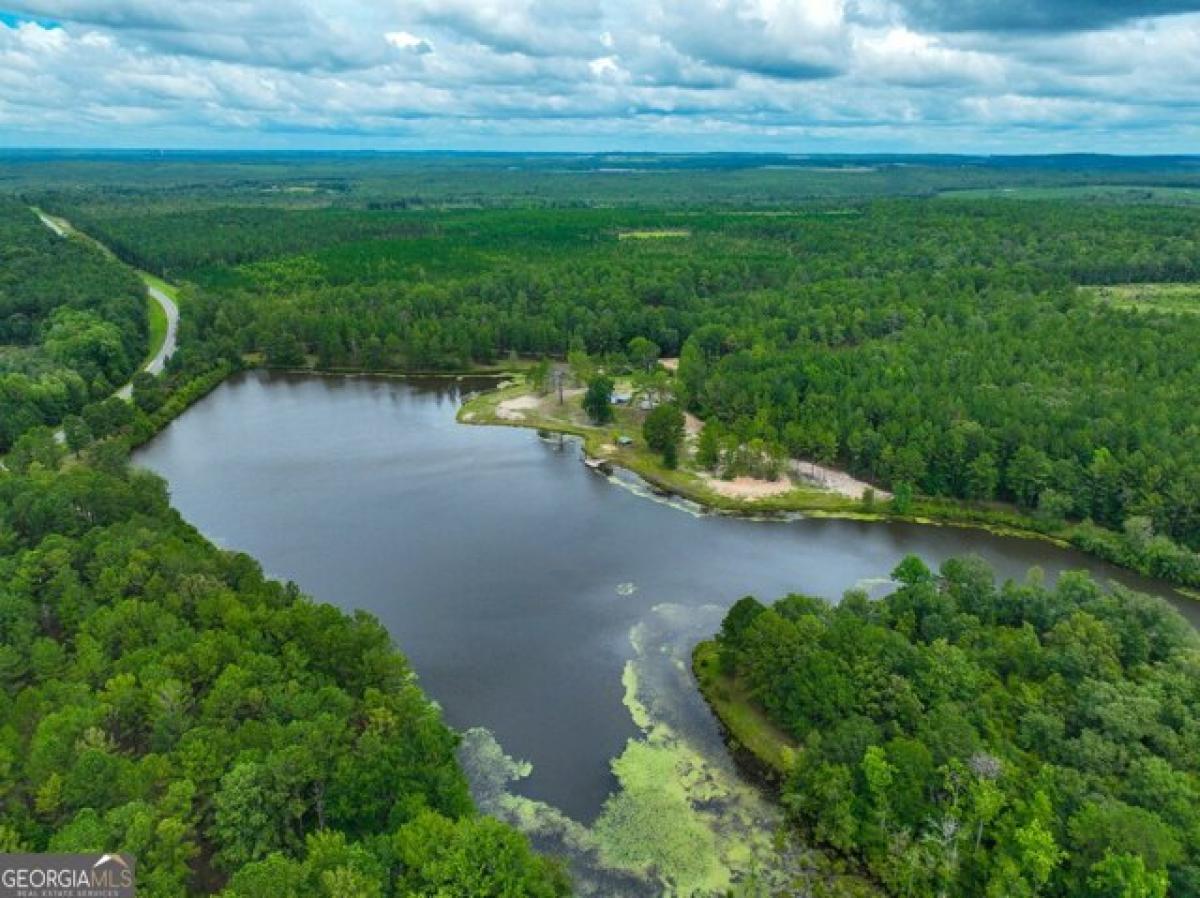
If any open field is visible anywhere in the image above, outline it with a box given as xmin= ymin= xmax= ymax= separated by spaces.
xmin=617 ymin=229 xmax=691 ymax=239
xmin=1089 ymin=282 xmax=1200 ymax=314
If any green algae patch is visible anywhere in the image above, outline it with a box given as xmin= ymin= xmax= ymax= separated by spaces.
xmin=460 ymin=605 xmax=886 ymax=897
xmin=591 ymin=622 xmax=802 ymax=896
xmin=621 ymin=662 xmax=653 ymax=731
xmin=593 ymin=739 xmax=726 ymax=893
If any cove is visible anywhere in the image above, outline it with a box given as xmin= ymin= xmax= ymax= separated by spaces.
xmin=133 ymin=371 xmax=1193 ymax=832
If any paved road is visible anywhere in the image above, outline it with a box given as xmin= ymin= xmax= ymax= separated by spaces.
xmin=35 ymin=210 xmax=180 ymax=429
xmin=36 ymin=210 xmax=69 ymax=237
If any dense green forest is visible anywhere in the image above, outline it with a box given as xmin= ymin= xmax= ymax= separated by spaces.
xmin=0 ymin=200 xmax=147 ymax=450
xmin=712 ymin=557 xmax=1200 ymax=897
xmin=41 ymin=194 xmax=1200 ymax=587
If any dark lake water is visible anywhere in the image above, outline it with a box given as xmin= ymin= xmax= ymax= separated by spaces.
xmin=134 ymin=371 xmax=1195 ymax=826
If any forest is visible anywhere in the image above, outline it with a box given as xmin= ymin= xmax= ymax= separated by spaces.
xmin=36 ymin=192 xmax=1200 ymax=588
xmin=712 ymin=556 xmax=1200 ymax=897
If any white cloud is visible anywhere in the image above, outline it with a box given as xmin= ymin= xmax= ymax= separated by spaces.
xmin=0 ymin=0 xmax=1196 ymax=151
xmin=385 ymin=31 xmax=433 ymax=54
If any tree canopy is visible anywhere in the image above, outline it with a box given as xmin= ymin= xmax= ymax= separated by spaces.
xmin=713 ymin=556 xmax=1200 ymax=897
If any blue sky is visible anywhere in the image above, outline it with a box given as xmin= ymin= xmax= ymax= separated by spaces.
xmin=1 ymin=1 xmax=1199 ymax=153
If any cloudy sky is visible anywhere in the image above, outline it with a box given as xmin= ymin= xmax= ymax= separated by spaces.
xmin=2 ymin=0 xmax=1199 ymax=152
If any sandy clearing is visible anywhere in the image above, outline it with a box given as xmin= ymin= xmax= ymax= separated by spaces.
xmin=496 ymin=393 xmax=542 ymax=420
xmin=36 ymin=211 xmax=68 ymax=238
xmin=791 ymin=460 xmax=889 ymax=501
xmin=659 ymin=357 xmax=679 ymax=372
xmin=701 ymin=473 xmax=796 ymax=500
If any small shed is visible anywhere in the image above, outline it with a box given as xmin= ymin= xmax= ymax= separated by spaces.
xmin=616 ymin=435 xmax=634 ymax=447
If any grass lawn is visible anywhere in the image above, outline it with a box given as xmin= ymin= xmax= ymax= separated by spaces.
xmin=140 ymin=271 xmax=181 ymax=303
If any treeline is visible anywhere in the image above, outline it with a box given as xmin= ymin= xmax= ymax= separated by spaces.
xmin=0 ymin=456 xmax=569 ymax=897
xmin=0 ymin=200 xmax=147 ymax=450
xmin=14 ymin=153 xmax=1200 ymax=209
xmin=714 ymin=557 xmax=1200 ymax=897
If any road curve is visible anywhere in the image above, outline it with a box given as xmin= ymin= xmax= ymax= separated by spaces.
xmin=116 ymin=283 xmax=179 ymax=399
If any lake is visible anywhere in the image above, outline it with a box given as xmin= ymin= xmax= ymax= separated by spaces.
xmin=133 ymin=371 xmax=1193 ymax=869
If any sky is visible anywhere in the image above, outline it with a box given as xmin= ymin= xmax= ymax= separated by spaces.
xmin=1 ymin=0 xmax=1199 ymax=153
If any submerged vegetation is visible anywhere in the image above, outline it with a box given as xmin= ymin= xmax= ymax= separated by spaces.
xmin=706 ymin=556 xmax=1200 ymax=897
xmin=462 ymin=604 xmax=879 ymax=897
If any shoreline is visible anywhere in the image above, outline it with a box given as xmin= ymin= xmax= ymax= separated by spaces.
xmin=456 ymin=376 xmax=1196 ymax=603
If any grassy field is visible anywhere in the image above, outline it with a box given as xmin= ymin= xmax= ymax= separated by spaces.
xmin=142 ymin=292 xmax=168 ymax=367
xmin=1089 ymin=282 xmax=1200 ymax=314
xmin=692 ymin=640 xmax=796 ymax=777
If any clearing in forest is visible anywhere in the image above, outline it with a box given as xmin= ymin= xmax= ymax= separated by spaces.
xmin=1089 ymin=282 xmax=1200 ymax=314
